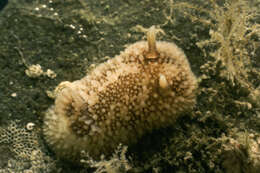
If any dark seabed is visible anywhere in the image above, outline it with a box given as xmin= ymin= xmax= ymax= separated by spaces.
xmin=0 ymin=0 xmax=259 ymax=172
xmin=0 ymin=0 xmax=8 ymax=11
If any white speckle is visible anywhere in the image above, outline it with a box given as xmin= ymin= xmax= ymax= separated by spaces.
xmin=69 ymin=24 xmax=76 ymax=29
xmin=45 ymin=69 xmax=57 ymax=79
xmin=84 ymin=120 xmax=93 ymax=125
xmin=11 ymin=93 xmax=17 ymax=97
xmin=35 ymin=7 xmax=40 ymax=11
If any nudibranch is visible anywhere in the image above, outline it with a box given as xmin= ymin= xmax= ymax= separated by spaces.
xmin=43 ymin=26 xmax=198 ymax=160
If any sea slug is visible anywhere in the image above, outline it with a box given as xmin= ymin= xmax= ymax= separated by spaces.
xmin=43 ymin=26 xmax=198 ymax=160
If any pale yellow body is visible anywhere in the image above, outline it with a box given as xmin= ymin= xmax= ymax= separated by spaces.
xmin=44 ymin=40 xmax=197 ymax=161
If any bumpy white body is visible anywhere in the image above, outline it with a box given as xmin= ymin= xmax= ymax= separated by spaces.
xmin=43 ymin=41 xmax=197 ymax=160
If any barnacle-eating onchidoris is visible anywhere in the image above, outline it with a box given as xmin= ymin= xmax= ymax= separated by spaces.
xmin=43 ymin=27 xmax=198 ymax=160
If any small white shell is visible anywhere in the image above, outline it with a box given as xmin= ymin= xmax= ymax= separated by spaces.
xmin=26 ymin=122 xmax=35 ymax=131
